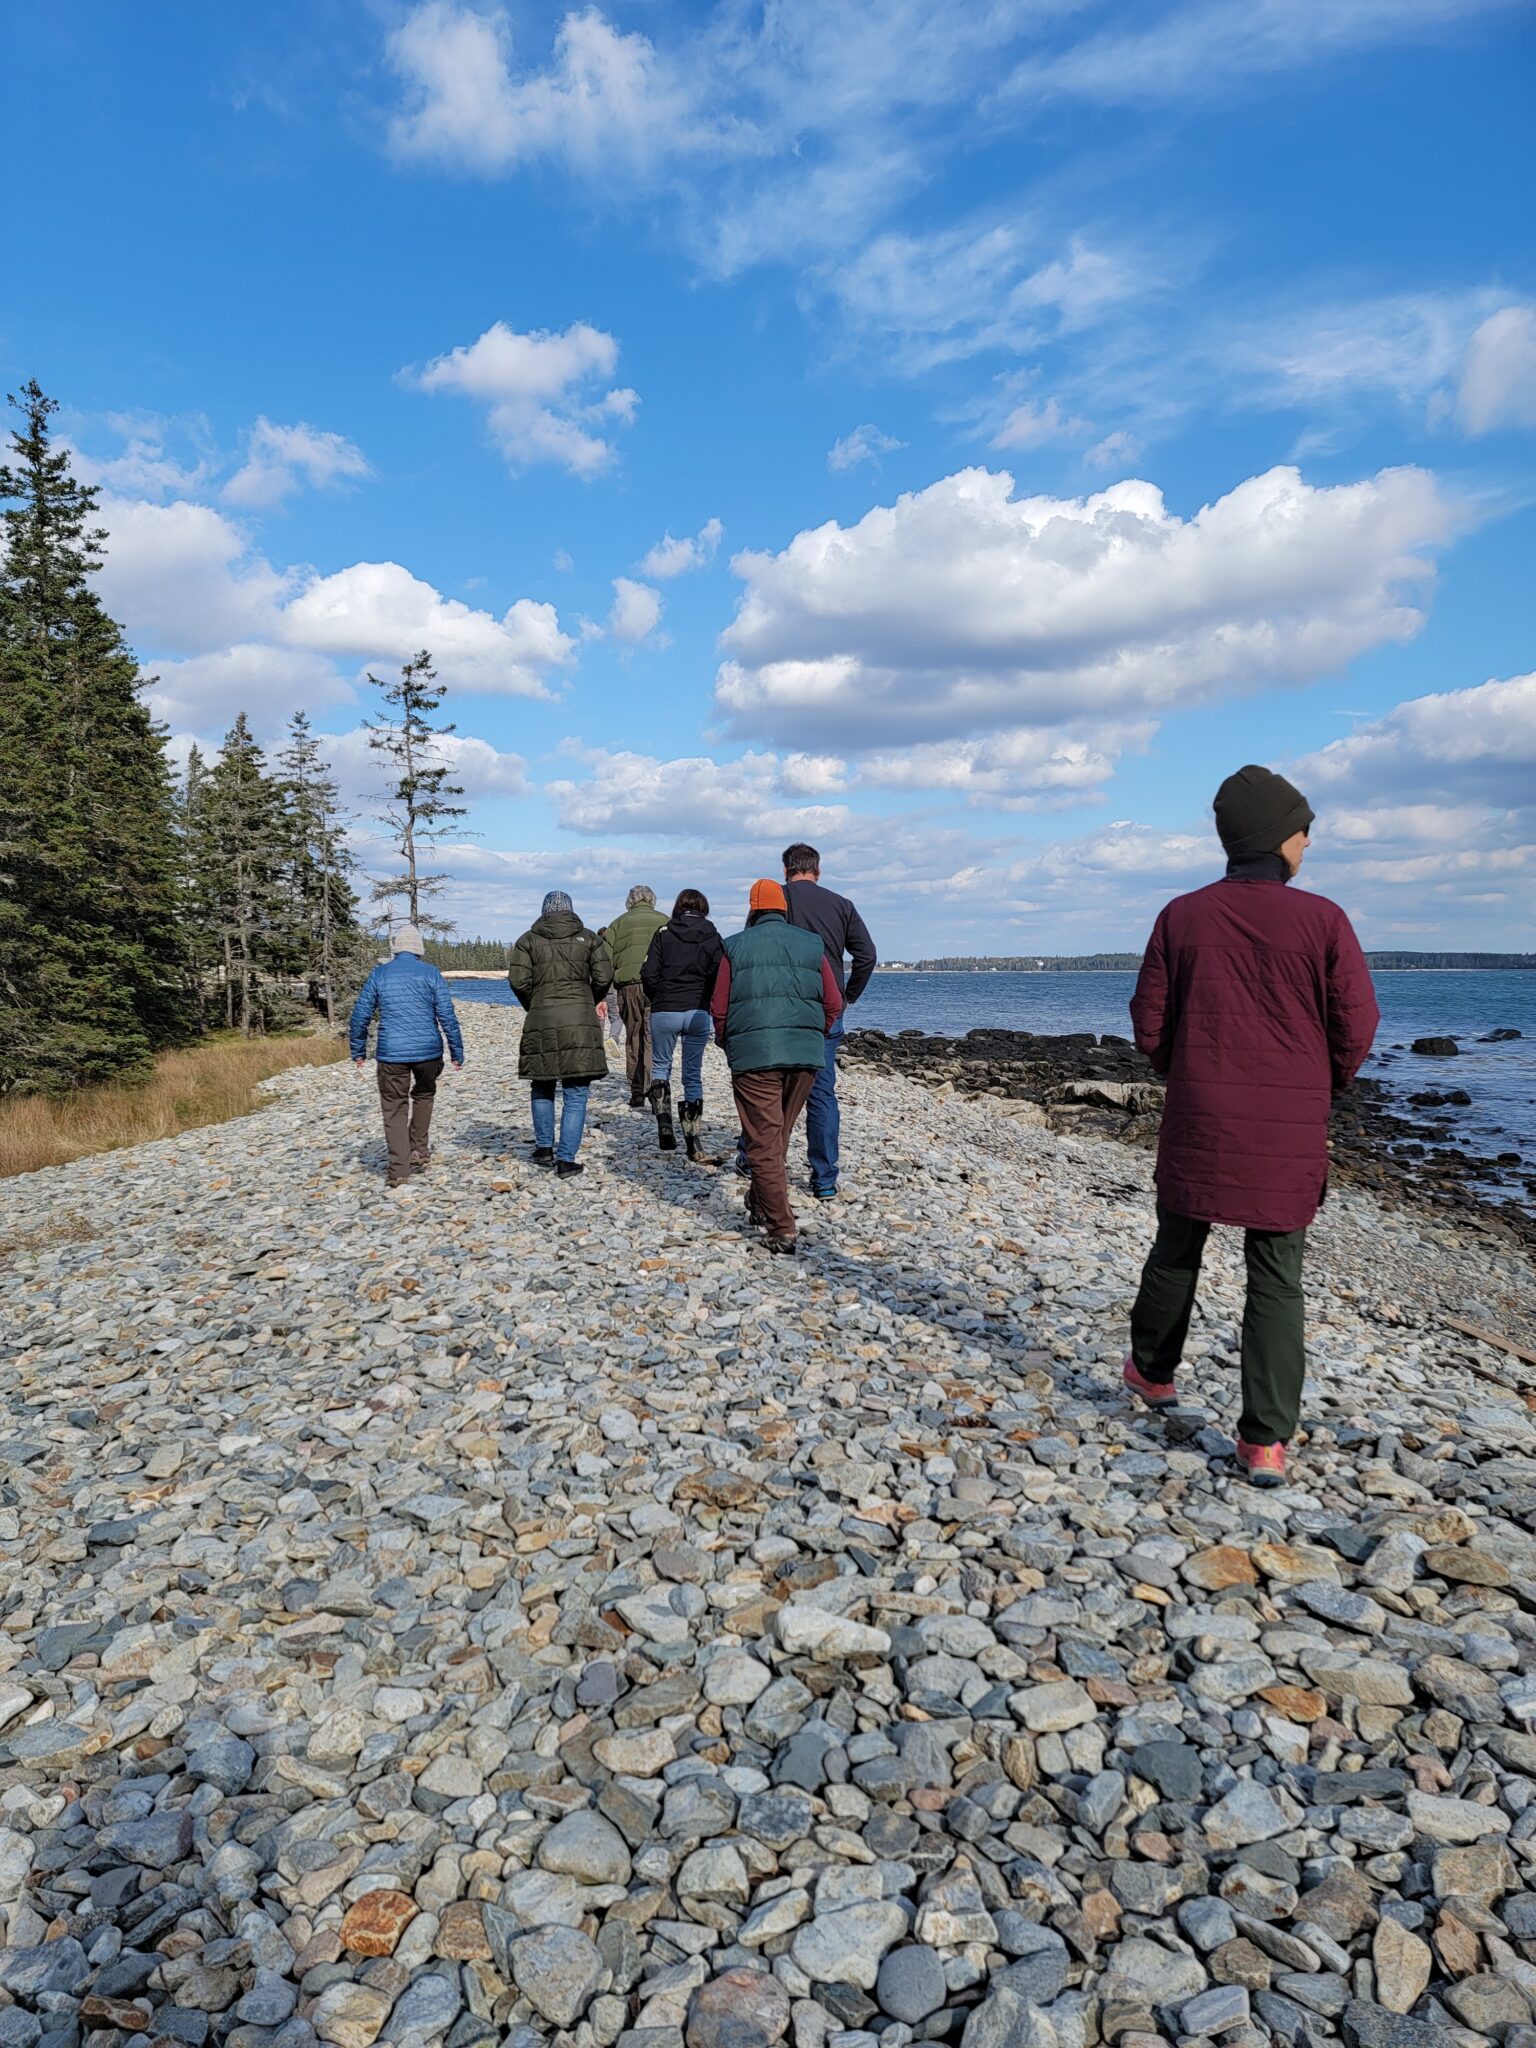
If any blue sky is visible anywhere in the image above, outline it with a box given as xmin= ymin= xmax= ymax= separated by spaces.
xmin=8 ymin=0 xmax=1535 ymax=953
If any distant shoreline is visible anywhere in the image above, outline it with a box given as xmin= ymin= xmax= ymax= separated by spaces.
xmin=442 ymin=959 xmax=1536 ymax=979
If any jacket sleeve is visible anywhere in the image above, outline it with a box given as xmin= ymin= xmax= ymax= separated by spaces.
xmin=710 ymin=955 xmax=732 ymax=1044
xmin=433 ymin=968 xmax=464 ymax=1063
xmin=1325 ymin=911 xmax=1380 ymax=1091
xmin=589 ymin=936 xmax=615 ymax=1003
xmin=640 ymin=930 xmax=663 ymax=1001
xmin=507 ymin=938 xmax=533 ymax=1011
xmin=820 ymin=956 xmax=845 ymax=1034
xmin=348 ymin=968 xmax=378 ymax=1060
xmin=1130 ymin=912 xmax=1174 ymax=1075
xmin=843 ymin=902 xmax=877 ymax=1004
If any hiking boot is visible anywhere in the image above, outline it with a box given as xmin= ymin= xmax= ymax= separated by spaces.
xmin=629 ymin=1086 xmax=646 ymax=1109
xmin=531 ymin=1146 xmax=555 ymax=1166
xmin=811 ymin=1183 xmax=837 ymax=1201
xmin=1123 ymin=1356 xmax=1179 ymax=1409
xmin=648 ymin=1081 xmax=677 ymax=1151
xmin=679 ymin=1098 xmax=721 ymax=1166
xmin=1236 ymin=1437 xmax=1286 ymax=1486
xmin=410 ymin=1149 xmax=430 ymax=1175
xmin=556 ymin=1159 xmax=585 ymax=1180
xmin=765 ymin=1235 xmax=798 ymax=1257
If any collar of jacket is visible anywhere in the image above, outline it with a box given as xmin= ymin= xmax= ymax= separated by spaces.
xmin=534 ymin=910 xmax=584 ymax=936
xmin=1224 ymin=852 xmax=1291 ymax=883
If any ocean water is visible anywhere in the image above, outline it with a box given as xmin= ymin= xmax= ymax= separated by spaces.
xmin=449 ymin=967 xmax=1536 ymax=1165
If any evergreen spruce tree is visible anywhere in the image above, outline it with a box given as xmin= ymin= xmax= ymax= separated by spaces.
xmin=277 ymin=710 xmax=360 ymax=1026
xmin=202 ymin=714 xmax=289 ymax=1035
xmin=0 ymin=380 xmax=188 ymax=1093
xmin=364 ymin=649 xmax=467 ymax=935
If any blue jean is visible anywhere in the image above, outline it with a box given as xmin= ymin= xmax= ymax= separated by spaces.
xmin=530 ymin=1080 xmax=589 ymax=1163
xmin=735 ymin=1016 xmax=846 ymax=1189
xmin=650 ymin=1009 xmax=711 ymax=1097
xmin=807 ymin=1016 xmax=846 ymax=1191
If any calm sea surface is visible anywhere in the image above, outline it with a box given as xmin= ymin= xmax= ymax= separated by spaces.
xmin=449 ymin=968 xmax=1536 ymax=1165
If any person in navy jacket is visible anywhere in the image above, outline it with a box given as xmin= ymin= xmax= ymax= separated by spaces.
xmin=349 ymin=924 xmax=465 ymax=1193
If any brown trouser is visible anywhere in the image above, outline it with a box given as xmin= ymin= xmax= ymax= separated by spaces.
xmin=617 ymin=982 xmax=651 ymax=1096
xmin=733 ymin=1069 xmax=818 ymax=1240
xmin=377 ymin=1059 xmax=443 ymax=1184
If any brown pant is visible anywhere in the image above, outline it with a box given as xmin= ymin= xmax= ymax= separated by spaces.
xmin=617 ymin=982 xmax=651 ymax=1096
xmin=733 ymin=1069 xmax=818 ymax=1240
xmin=377 ymin=1059 xmax=443 ymax=1184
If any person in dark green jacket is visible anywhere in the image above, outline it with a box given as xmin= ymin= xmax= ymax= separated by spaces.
xmin=604 ymin=885 xmax=668 ymax=1107
xmin=710 ymin=880 xmax=843 ymax=1254
xmin=508 ymin=893 xmax=614 ymax=1178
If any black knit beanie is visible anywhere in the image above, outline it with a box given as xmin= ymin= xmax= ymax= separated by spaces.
xmin=1213 ymin=765 xmax=1315 ymax=860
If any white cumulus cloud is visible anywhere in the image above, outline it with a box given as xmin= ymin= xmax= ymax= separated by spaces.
xmin=715 ymin=462 xmax=1450 ymax=749
xmin=828 ymin=425 xmax=906 ymax=472
xmin=1457 ymin=307 xmax=1536 ymax=435
xmin=638 ymin=517 xmax=724 ymax=578
xmin=386 ymin=1 xmax=731 ymax=177
xmin=403 ymin=320 xmax=638 ymax=476
xmin=223 ymin=417 xmax=372 ymax=508
xmin=607 ymin=578 xmax=663 ymax=644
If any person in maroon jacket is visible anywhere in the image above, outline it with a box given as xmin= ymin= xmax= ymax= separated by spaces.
xmin=1125 ymin=764 xmax=1379 ymax=1486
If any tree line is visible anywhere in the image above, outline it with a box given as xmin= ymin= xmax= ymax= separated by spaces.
xmin=0 ymin=382 xmax=470 ymax=1096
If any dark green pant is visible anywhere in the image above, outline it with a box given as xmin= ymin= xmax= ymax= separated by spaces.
xmin=1130 ymin=1205 xmax=1307 ymax=1446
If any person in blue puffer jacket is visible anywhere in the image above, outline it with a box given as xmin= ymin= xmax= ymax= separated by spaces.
xmin=349 ymin=925 xmax=465 ymax=1192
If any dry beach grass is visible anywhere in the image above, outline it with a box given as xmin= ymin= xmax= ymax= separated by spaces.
xmin=0 ymin=1028 xmax=346 ymax=1178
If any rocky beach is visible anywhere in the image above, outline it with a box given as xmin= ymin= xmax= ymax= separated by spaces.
xmin=3 ymin=1007 xmax=1536 ymax=2048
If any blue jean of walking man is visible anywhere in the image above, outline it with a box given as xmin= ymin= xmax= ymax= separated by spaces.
xmin=531 ymin=1080 xmax=589 ymax=1164
xmin=805 ymin=1014 xmax=846 ymax=1195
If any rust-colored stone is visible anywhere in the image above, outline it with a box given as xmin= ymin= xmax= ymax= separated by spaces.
xmin=1257 ymin=1684 xmax=1327 ymax=1724
xmin=435 ymin=1900 xmax=492 ymax=1962
xmin=1183 ymin=1545 xmax=1258 ymax=1590
xmin=340 ymin=1889 xmax=418 ymax=1957
xmin=1080 ymin=1888 xmax=1122 ymax=1940
xmin=1433 ymin=1912 xmax=1482 ymax=1979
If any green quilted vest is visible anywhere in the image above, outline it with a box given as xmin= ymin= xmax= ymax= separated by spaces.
xmin=720 ymin=913 xmax=826 ymax=1073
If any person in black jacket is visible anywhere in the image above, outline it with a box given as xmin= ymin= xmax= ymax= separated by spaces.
xmin=640 ymin=888 xmax=725 ymax=1161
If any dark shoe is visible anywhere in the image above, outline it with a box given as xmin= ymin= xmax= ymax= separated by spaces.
xmin=531 ymin=1146 xmax=555 ymax=1166
xmin=733 ymin=1151 xmax=751 ymax=1178
xmin=811 ymin=1183 xmax=837 ymax=1200
xmin=765 ymin=1235 xmax=798 ymax=1256
xmin=648 ymin=1081 xmax=677 ymax=1151
xmin=410 ymin=1149 xmax=430 ymax=1176
xmin=556 ymin=1159 xmax=585 ymax=1179
xmin=679 ymin=1099 xmax=721 ymax=1166
xmin=744 ymin=1184 xmax=767 ymax=1226
xmin=629 ymin=1087 xmax=646 ymax=1109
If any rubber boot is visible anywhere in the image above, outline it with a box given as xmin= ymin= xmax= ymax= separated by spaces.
xmin=648 ymin=1081 xmax=677 ymax=1150
xmin=679 ymin=1098 xmax=721 ymax=1166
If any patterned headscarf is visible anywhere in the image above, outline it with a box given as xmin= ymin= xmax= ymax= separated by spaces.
xmin=542 ymin=890 xmax=574 ymax=917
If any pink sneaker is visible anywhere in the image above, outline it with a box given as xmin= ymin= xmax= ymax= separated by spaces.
xmin=1123 ymin=1356 xmax=1179 ymax=1409
xmin=1236 ymin=1437 xmax=1286 ymax=1486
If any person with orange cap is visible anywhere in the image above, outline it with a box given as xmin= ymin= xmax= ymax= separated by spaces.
xmin=710 ymin=880 xmax=843 ymax=1254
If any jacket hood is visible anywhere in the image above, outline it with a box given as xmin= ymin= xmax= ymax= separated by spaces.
xmin=667 ymin=910 xmax=717 ymax=935
xmin=533 ymin=910 xmax=585 ymax=939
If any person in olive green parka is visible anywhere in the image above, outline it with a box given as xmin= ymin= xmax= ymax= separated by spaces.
xmin=508 ymin=892 xmax=614 ymax=1177
xmin=604 ymin=884 xmax=668 ymax=1107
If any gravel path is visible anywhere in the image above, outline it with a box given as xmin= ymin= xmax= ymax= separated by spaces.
xmin=3 ymin=1010 xmax=1535 ymax=2048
